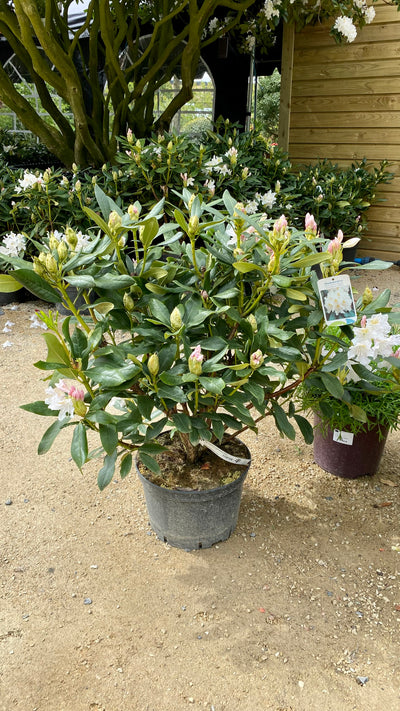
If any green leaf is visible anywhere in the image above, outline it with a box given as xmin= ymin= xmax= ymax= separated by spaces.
xmin=291 ymin=252 xmax=331 ymax=268
xmin=87 ymin=362 xmax=140 ymax=386
xmin=174 ymin=208 xmax=189 ymax=233
xmin=71 ymin=422 xmax=88 ymax=469
xmin=320 ymin=372 xmax=345 ymax=399
xmin=285 ymin=287 xmax=308 ymax=302
xmin=138 ymin=451 xmax=161 ymax=475
xmin=99 ymin=423 xmax=118 ymax=455
xmin=139 ymin=217 xmax=159 ymax=250
xmin=120 ymin=453 xmax=133 ymax=479
xmin=149 ymin=298 xmax=172 ymax=326
xmin=97 ymin=450 xmax=118 ymax=490
xmin=11 ymin=269 xmax=60 ymax=302
xmin=307 ymin=309 xmax=324 ymax=327
xmin=172 ymin=412 xmax=192 ymax=433
xmin=0 ymin=273 xmax=23 ymax=293
xmin=136 ymin=395 xmax=155 ymax=419
xmin=213 ymin=288 xmax=239 ymax=299
xmin=200 ymin=336 xmax=227 ymax=351
xmin=94 ymin=274 xmax=135 ymax=289
xmin=20 ymin=400 xmax=54 ymax=416
xmin=233 ymin=261 xmax=264 ymax=274
xmin=211 ymin=418 xmax=225 ymax=441
xmin=65 ymin=275 xmax=96 ymax=288
xmin=199 ymin=376 xmax=225 ymax=394
xmin=293 ymin=414 xmax=314 ymax=444
xmin=157 ymin=384 xmax=186 ymax=402
xmin=271 ymin=402 xmax=296 ymax=440
xmin=347 ymin=404 xmax=368 ymax=423
xmin=38 ymin=419 xmax=68 ymax=454
xmin=95 ymin=184 xmax=123 ymax=220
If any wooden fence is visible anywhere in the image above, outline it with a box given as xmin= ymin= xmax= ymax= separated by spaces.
xmin=279 ymin=4 xmax=400 ymax=260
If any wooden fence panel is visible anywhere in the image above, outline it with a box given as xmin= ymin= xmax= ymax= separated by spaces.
xmin=284 ymin=3 xmax=400 ymax=259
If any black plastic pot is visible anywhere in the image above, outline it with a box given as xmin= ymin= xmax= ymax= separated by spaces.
xmin=313 ymin=413 xmax=389 ymax=479
xmin=0 ymin=286 xmax=38 ymax=306
xmin=136 ymin=445 xmax=251 ymax=550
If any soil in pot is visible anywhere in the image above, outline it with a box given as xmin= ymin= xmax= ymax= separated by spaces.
xmin=136 ymin=432 xmax=250 ymax=490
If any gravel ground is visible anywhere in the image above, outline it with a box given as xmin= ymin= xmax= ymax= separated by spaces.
xmin=0 ymin=267 xmax=399 ymax=711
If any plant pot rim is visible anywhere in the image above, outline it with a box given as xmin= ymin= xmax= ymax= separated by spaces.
xmin=135 ymin=435 xmax=251 ymax=495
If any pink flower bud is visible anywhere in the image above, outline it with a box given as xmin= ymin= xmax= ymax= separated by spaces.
xmin=189 ymin=345 xmax=204 ymax=376
xmin=360 ymin=315 xmax=367 ymax=328
xmin=305 ymin=213 xmax=317 ymax=233
xmin=273 ymin=215 xmax=287 ymax=234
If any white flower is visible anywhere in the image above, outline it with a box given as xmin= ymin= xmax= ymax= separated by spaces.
xmin=333 ymin=16 xmax=357 ymax=43
xmin=260 ymin=190 xmax=277 ymax=209
xmin=245 ymin=200 xmax=259 ymax=215
xmin=2 ymin=340 xmax=13 ymax=348
xmin=45 ymin=383 xmax=75 ymax=421
xmin=0 ymin=232 xmax=26 ymax=257
xmin=363 ymin=5 xmax=375 ymax=23
xmin=208 ymin=17 xmax=219 ymax=34
xmin=216 ymin=163 xmax=231 ymax=176
xmin=15 ymin=171 xmax=43 ymax=193
xmin=263 ymin=0 xmax=281 ymax=20
xmin=204 ymin=155 xmax=223 ymax=173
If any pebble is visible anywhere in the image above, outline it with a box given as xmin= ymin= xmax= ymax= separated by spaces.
xmin=84 ymin=598 xmax=92 ymax=605
xmin=356 ymin=676 xmax=369 ymax=686
xmin=5 ymin=499 xmax=12 ymax=506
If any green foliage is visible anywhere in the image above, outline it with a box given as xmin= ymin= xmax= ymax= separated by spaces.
xmin=17 ymin=184 xmax=351 ymax=488
xmin=255 ymin=70 xmax=281 ymax=140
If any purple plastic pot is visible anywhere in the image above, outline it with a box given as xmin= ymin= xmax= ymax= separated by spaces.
xmin=313 ymin=413 xmax=389 ymax=479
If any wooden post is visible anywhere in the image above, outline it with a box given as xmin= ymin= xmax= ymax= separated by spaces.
xmin=278 ymin=22 xmax=295 ymax=152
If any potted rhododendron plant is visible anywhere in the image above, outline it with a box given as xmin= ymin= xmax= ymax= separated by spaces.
xmin=298 ymin=231 xmax=400 ymax=479
xmin=8 ymin=186 xmax=391 ymax=546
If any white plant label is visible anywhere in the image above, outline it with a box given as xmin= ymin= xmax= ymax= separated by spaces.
xmin=333 ymin=429 xmax=354 ymax=446
xmin=317 ymin=274 xmax=357 ymax=326
xmin=199 ymin=439 xmax=251 ymax=465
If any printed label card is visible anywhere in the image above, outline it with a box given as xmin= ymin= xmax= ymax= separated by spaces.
xmin=317 ymin=274 xmax=357 ymax=326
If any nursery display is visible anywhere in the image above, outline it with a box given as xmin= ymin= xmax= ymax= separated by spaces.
xmin=9 ymin=186 xmax=340 ymax=548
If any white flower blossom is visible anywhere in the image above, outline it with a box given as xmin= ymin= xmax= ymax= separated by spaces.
xmin=260 ymin=190 xmax=277 ymax=209
xmin=2 ymin=340 xmax=13 ymax=348
xmin=45 ymin=383 xmax=75 ymax=421
xmin=0 ymin=232 xmax=26 ymax=258
xmin=333 ymin=16 xmax=357 ymax=43
xmin=263 ymin=0 xmax=281 ymax=20
xmin=15 ymin=171 xmax=43 ymax=193
xmin=363 ymin=5 xmax=375 ymax=23
xmin=245 ymin=200 xmax=259 ymax=215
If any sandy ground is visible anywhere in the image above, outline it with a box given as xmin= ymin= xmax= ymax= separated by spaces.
xmin=1 ymin=267 xmax=400 ymax=711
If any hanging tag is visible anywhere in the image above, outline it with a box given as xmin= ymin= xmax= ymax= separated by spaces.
xmin=318 ymin=274 xmax=357 ymax=326
xmin=199 ymin=439 xmax=251 ymax=465
xmin=333 ymin=429 xmax=354 ymax=446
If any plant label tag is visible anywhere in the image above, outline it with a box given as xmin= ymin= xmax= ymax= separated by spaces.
xmin=317 ymin=274 xmax=357 ymax=326
xmin=333 ymin=429 xmax=354 ymax=446
xmin=199 ymin=439 xmax=251 ymax=465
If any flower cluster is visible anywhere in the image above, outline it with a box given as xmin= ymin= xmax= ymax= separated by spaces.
xmin=347 ymin=313 xmax=400 ymax=377
xmin=0 ymin=232 xmax=26 ymax=258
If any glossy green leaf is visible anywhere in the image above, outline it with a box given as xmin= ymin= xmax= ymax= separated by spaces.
xmin=71 ymin=422 xmax=88 ymax=469
xmin=38 ymin=419 xmax=68 ymax=454
xmin=99 ymin=423 xmax=119 ymax=455
xmin=97 ymin=450 xmax=118 ymax=490
xmin=120 ymin=452 xmax=133 ymax=479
